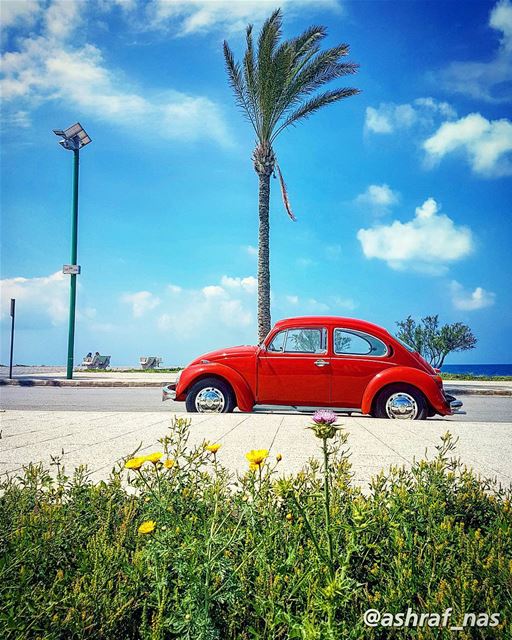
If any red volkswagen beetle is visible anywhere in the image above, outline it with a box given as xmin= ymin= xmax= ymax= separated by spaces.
xmin=162 ymin=316 xmax=462 ymax=419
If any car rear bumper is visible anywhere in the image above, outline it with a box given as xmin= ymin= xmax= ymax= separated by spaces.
xmin=444 ymin=393 xmax=464 ymax=414
xmin=162 ymin=383 xmax=177 ymax=402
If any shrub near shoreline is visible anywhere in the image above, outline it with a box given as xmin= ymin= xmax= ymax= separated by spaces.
xmin=1 ymin=416 xmax=510 ymax=639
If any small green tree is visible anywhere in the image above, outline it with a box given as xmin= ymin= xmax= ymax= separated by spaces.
xmin=396 ymin=315 xmax=477 ymax=368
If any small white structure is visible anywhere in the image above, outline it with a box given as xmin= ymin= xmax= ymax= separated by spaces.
xmin=140 ymin=356 xmax=163 ymax=370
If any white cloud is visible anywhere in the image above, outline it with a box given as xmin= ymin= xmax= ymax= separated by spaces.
xmin=423 ymin=113 xmax=512 ymax=177
xmin=44 ymin=0 xmax=82 ymax=40
xmin=355 ymin=184 xmax=400 ymax=214
xmin=0 ymin=271 xmax=95 ymax=326
xmin=278 ymin=293 xmax=355 ymax=312
xmin=330 ymin=295 xmax=356 ymax=311
xmin=365 ymin=98 xmax=456 ymax=135
xmin=357 ymin=197 xmax=473 ymax=273
xmin=437 ymin=0 xmax=512 ymax=103
xmin=0 ymin=1 xmax=231 ymax=146
xmin=245 ymin=245 xmax=258 ymax=257
xmin=157 ymin=274 xmax=256 ymax=337
xmin=202 ymin=285 xmax=225 ymax=298
xmin=1 ymin=109 xmax=31 ymax=128
xmin=220 ymin=275 xmax=257 ymax=294
xmin=121 ymin=291 xmax=161 ymax=317
xmin=451 ymin=281 xmax=496 ymax=310
xmin=0 ymin=0 xmax=41 ymax=30
xmin=146 ymin=0 xmax=342 ymax=35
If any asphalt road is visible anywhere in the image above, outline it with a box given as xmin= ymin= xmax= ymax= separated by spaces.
xmin=1 ymin=386 xmax=511 ymax=422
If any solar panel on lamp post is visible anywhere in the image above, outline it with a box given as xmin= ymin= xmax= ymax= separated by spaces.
xmin=53 ymin=123 xmax=92 ymax=379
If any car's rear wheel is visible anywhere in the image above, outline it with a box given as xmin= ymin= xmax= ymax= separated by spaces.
xmin=372 ymin=384 xmax=428 ymax=420
xmin=185 ymin=377 xmax=236 ymax=413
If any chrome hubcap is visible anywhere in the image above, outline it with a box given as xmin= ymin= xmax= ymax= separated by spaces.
xmin=195 ymin=387 xmax=225 ymax=413
xmin=385 ymin=392 xmax=418 ymax=419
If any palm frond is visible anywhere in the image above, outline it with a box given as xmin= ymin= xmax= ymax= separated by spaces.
xmin=271 ymin=88 xmax=361 ymax=142
xmin=269 ymin=45 xmax=358 ymax=136
xmin=243 ymin=24 xmax=261 ymax=137
xmin=223 ymin=40 xmax=257 ymax=133
xmin=256 ymin=9 xmax=283 ymax=141
xmin=290 ymin=25 xmax=327 ymax=59
xmin=276 ymin=163 xmax=296 ymax=221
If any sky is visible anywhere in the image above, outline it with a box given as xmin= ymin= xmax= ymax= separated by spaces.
xmin=1 ymin=0 xmax=511 ymax=366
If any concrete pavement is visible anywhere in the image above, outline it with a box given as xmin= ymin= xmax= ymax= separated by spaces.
xmin=1 ymin=410 xmax=511 ymax=491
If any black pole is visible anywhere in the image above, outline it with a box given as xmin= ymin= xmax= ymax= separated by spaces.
xmin=9 ymin=298 xmax=15 ymax=379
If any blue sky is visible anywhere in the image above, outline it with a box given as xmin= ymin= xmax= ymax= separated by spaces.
xmin=1 ymin=0 xmax=511 ymax=366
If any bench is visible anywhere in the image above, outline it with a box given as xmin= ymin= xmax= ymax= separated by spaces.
xmin=140 ymin=356 xmax=163 ymax=370
xmin=81 ymin=354 xmax=111 ymax=369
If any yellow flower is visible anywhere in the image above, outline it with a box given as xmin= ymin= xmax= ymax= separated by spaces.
xmin=164 ymin=459 xmax=175 ymax=469
xmin=276 ymin=453 xmax=282 ymax=462
xmin=245 ymin=449 xmax=269 ymax=468
xmin=205 ymin=443 xmax=222 ymax=454
xmin=125 ymin=456 xmax=146 ymax=470
xmin=286 ymin=513 xmax=293 ymax=521
xmin=145 ymin=452 xmax=163 ymax=464
xmin=249 ymin=462 xmax=259 ymax=472
xmin=138 ymin=520 xmax=156 ymax=534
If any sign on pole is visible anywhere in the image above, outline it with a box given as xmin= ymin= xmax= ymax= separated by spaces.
xmin=63 ymin=264 xmax=81 ymax=275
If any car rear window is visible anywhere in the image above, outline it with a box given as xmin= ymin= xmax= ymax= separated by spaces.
xmin=334 ymin=329 xmax=388 ymax=356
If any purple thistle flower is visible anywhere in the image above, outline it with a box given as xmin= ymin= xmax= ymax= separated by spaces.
xmin=312 ymin=410 xmax=337 ymax=425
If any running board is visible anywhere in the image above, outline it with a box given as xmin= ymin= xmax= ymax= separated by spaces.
xmin=253 ymin=405 xmax=361 ymax=415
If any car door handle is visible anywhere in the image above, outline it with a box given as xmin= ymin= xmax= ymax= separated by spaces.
xmin=314 ymin=359 xmax=330 ymax=367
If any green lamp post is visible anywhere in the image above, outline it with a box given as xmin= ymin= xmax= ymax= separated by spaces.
xmin=53 ymin=123 xmax=92 ymax=379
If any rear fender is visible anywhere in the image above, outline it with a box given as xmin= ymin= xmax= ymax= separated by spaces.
xmin=361 ymin=366 xmax=450 ymax=416
xmin=177 ymin=363 xmax=255 ymax=412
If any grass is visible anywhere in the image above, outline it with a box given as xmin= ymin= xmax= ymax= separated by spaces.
xmin=1 ymin=417 xmax=510 ymax=639
xmin=440 ymin=373 xmax=512 ymax=382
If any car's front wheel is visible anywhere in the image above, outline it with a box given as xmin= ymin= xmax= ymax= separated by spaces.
xmin=372 ymin=384 xmax=428 ymax=420
xmin=185 ymin=377 xmax=236 ymax=413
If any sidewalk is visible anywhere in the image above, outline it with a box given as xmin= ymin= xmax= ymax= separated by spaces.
xmin=1 ymin=368 xmax=511 ymax=395
xmin=1 ymin=411 xmax=511 ymax=490
xmin=0 ymin=369 xmax=178 ymax=388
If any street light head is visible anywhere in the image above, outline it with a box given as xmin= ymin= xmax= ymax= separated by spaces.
xmin=53 ymin=122 xmax=92 ymax=151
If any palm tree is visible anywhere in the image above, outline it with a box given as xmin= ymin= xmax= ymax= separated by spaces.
xmin=224 ymin=9 xmax=360 ymax=342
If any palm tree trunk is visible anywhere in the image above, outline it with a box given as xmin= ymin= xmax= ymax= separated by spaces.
xmin=257 ymin=171 xmax=271 ymax=343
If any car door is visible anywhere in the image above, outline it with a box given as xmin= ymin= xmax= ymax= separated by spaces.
xmin=330 ymin=328 xmax=393 ymax=408
xmin=257 ymin=327 xmax=331 ymax=406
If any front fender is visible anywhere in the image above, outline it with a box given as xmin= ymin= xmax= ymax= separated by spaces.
xmin=176 ymin=363 xmax=255 ymax=412
xmin=361 ymin=367 xmax=450 ymax=416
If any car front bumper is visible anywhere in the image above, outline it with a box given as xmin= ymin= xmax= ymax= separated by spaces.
xmin=162 ymin=383 xmax=177 ymax=402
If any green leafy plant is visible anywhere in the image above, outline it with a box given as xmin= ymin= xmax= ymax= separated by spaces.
xmin=1 ymin=417 xmax=510 ymax=639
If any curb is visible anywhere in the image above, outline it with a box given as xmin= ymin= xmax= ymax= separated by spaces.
xmin=1 ymin=378 xmax=511 ymax=396
xmin=0 ymin=379 xmax=169 ymax=388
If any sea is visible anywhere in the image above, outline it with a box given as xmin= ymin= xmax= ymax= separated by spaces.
xmin=441 ymin=364 xmax=512 ymax=376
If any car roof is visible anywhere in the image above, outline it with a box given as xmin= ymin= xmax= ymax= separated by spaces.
xmin=273 ymin=316 xmax=392 ymax=337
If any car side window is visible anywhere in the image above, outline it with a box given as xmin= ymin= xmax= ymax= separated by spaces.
xmin=284 ymin=328 xmax=327 ymax=354
xmin=334 ymin=329 xmax=388 ymax=356
xmin=268 ymin=330 xmax=286 ymax=352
